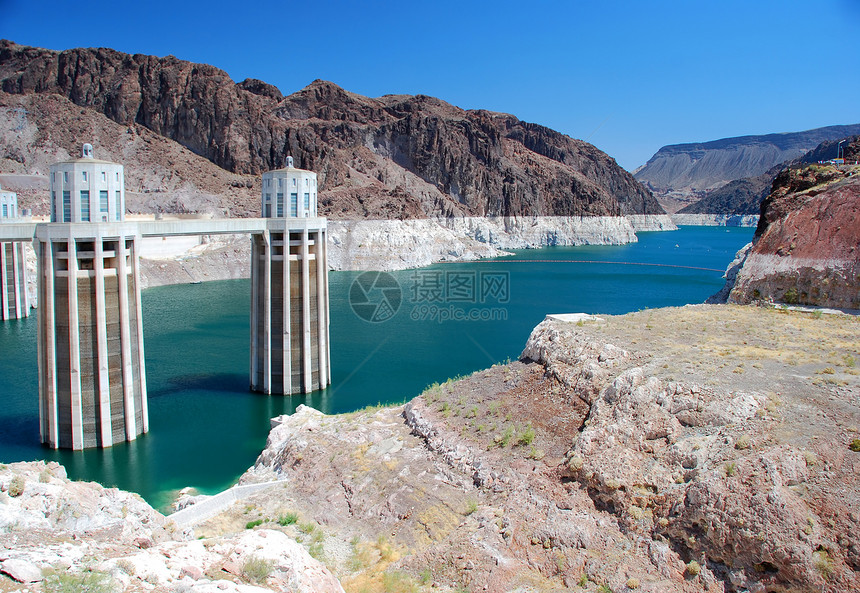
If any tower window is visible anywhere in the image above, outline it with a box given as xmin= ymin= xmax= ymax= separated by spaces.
xmin=115 ymin=191 xmax=122 ymax=220
xmin=276 ymin=192 xmax=284 ymax=217
xmin=100 ymin=190 xmax=108 ymax=213
xmin=62 ymin=191 xmax=71 ymax=222
xmin=290 ymin=193 xmax=298 ymax=217
xmin=82 ymin=171 xmax=88 ymax=182
xmin=81 ymin=190 xmax=90 ymax=221
xmin=63 ymin=172 xmax=68 ymax=183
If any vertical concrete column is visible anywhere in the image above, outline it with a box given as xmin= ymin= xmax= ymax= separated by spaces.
xmin=0 ymin=242 xmax=8 ymax=321
xmin=281 ymin=228 xmax=291 ymax=394
xmin=262 ymin=230 xmax=272 ymax=394
xmin=38 ymin=239 xmax=59 ymax=446
xmin=117 ymin=233 xmax=137 ymax=440
xmin=132 ymin=234 xmax=148 ymax=433
xmin=0 ymin=241 xmax=30 ymax=320
xmin=301 ymin=228 xmax=312 ymax=391
xmin=12 ymin=241 xmax=24 ymax=317
xmin=315 ymin=229 xmax=327 ymax=391
xmin=323 ymin=229 xmax=331 ymax=385
xmin=94 ymin=235 xmax=112 ymax=447
xmin=249 ymin=235 xmax=260 ymax=389
xmin=67 ymin=238 xmax=84 ymax=450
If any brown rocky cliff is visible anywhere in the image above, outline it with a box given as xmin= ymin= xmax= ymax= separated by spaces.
xmin=0 ymin=40 xmax=662 ymax=219
xmin=726 ymin=147 xmax=860 ymax=308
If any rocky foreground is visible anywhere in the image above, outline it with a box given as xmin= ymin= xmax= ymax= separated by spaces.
xmin=2 ymin=305 xmax=859 ymax=593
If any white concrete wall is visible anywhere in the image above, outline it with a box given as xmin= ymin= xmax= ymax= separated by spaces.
xmin=140 ymin=235 xmax=202 ymax=259
xmin=0 ymin=188 xmax=18 ymax=220
xmin=49 ymin=147 xmax=125 ymax=223
xmin=262 ymin=167 xmax=318 ymax=219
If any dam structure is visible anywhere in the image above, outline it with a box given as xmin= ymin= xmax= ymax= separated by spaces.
xmin=250 ymin=156 xmax=331 ymax=395
xmin=0 ymin=184 xmax=29 ymax=320
xmin=0 ymin=146 xmax=331 ymax=449
xmin=36 ymin=145 xmax=148 ymax=449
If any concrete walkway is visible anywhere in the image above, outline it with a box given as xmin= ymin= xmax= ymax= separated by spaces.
xmin=169 ymin=480 xmax=286 ymax=527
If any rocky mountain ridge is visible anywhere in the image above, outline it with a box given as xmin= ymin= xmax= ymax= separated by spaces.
xmin=635 ymin=124 xmax=860 ymax=212
xmin=0 ymin=39 xmax=662 ymax=222
xmin=678 ymin=135 xmax=860 ymax=216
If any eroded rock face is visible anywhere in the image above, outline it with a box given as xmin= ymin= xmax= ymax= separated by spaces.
xmin=726 ymin=160 xmax=860 ymax=309
xmin=0 ymin=461 xmax=168 ymax=539
xmin=107 ymin=530 xmax=344 ymax=593
xmin=522 ymin=316 xmax=860 ymax=593
xmin=0 ymin=39 xmax=662 ymax=220
xmin=0 ymin=461 xmax=344 ymax=593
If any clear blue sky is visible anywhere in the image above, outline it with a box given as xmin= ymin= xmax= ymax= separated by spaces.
xmin=2 ymin=0 xmax=858 ymax=171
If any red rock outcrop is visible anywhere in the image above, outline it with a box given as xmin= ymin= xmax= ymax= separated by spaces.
xmin=727 ymin=154 xmax=860 ymax=309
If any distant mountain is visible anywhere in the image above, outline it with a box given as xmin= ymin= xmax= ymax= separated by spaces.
xmin=635 ymin=124 xmax=860 ymax=196
xmin=0 ymin=40 xmax=662 ymax=220
xmin=678 ymin=135 xmax=859 ymax=215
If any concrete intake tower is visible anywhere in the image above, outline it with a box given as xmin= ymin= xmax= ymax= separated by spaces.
xmin=0 ymin=183 xmax=29 ymax=320
xmin=250 ymin=156 xmax=330 ymax=394
xmin=37 ymin=144 xmax=147 ymax=449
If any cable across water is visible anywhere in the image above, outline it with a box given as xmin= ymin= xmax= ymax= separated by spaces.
xmin=442 ymin=259 xmax=726 ymax=273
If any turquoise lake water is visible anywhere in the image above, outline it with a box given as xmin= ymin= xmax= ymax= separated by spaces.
xmin=0 ymin=226 xmax=753 ymax=510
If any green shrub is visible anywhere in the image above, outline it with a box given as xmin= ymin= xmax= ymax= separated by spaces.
xmin=278 ymin=512 xmax=298 ymax=526
xmin=298 ymin=521 xmax=316 ymax=535
xmin=685 ymin=560 xmax=701 ymax=576
xmin=245 ymin=519 xmax=264 ymax=529
xmin=242 ymin=556 xmax=273 ymax=584
xmin=782 ymin=287 xmax=799 ymax=304
xmin=735 ymin=434 xmax=751 ymax=450
xmin=849 ymin=439 xmax=860 ymax=452
xmin=499 ymin=425 xmax=515 ymax=447
xmin=8 ymin=475 xmax=25 ymax=497
xmin=464 ymin=498 xmax=478 ymax=515
xmin=813 ymin=549 xmax=834 ymax=580
xmin=382 ymin=570 xmax=419 ymax=593
xmin=518 ymin=424 xmax=536 ymax=446
xmin=42 ymin=570 xmax=117 ymax=593
xmin=308 ymin=541 xmax=325 ymax=561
